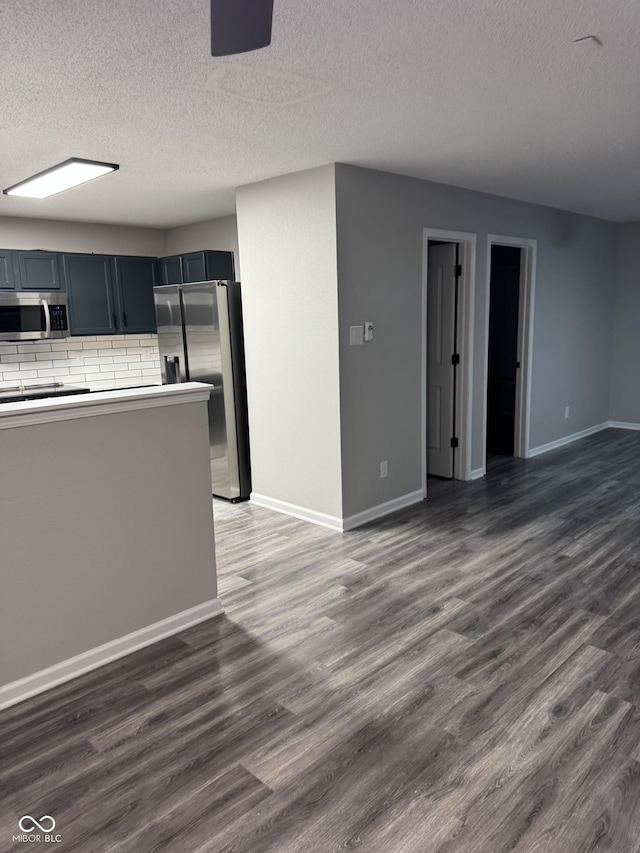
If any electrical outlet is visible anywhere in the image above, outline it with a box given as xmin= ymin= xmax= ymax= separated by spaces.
xmin=380 ymin=460 xmax=388 ymax=479
xmin=564 ymin=406 xmax=570 ymax=419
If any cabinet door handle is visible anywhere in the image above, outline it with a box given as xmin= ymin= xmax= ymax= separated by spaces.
xmin=122 ymin=312 xmax=128 ymax=328
xmin=112 ymin=312 xmax=117 ymax=329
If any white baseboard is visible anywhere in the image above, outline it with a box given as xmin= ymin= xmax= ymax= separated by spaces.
xmin=342 ymin=490 xmax=425 ymax=531
xmin=251 ymin=490 xmax=425 ymax=532
xmin=0 ymin=598 xmax=224 ymax=710
xmin=470 ymin=468 xmax=486 ymax=481
xmin=609 ymin=421 xmax=640 ymax=431
xmin=528 ymin=422 xmax=609 ymax=458
xmin=250 ymin=493 xmax=344 ymax=531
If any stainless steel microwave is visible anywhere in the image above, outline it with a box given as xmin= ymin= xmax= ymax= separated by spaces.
xmin=0 ymin=292 xmax=69 ymax=341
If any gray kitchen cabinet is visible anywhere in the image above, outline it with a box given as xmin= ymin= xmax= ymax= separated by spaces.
xmin=17 ymin=251 xmax=64 ymax=290
xmin=159 ymin=250 xmax=235 ymax=284
xmin=64 ymin=253 xmax=159 ymax=335
xmin=113 ymin=256 xmax=158 ymax=333
xmin=181 ymin=252 xmax=208 ymax=283
xmin=5 ymin=245 xmax=233 ymax=332
xmin=159 ymin=255 xmax=183 ymax=285
xmin=0 ymin=251 xmax=16 ymax=290
xmin=63 ymin=254 xmax=118 ymax=336
xmin=0 ymin=249 xmax=63 ymax=291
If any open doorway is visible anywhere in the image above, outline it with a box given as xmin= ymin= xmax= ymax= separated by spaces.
xmin=483 ymin=235 xmax=537 ymax=468
xmin=422 ymin=228 xmax=476 ymax=492
xmin=487 ymin=245 xmax=522 ymax=456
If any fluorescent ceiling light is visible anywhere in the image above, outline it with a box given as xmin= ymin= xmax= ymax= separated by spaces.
xmin=3 ymin=158 xmax=119 ymax=199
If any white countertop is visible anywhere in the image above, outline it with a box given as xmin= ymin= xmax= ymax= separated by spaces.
xmin=0 ymin=382 xmax=212 ymax=430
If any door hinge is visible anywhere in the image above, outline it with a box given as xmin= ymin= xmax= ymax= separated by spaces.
xmin=450 ymin=436 xmax=459 ymax=448
xmin=451 ymin=353 xmax=460 ymax=365
xmin=454 ymin=264 xmax=462 ymax=277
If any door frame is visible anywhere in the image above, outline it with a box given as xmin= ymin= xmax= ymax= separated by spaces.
xmin=483 ymin=234 xmax=537 ymax=466
xmin=421 ymin=228 xmax=477 ymax=495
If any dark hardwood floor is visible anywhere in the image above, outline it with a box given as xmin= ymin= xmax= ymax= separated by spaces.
xmin=2 ymin=428 xmax=640 ymax=852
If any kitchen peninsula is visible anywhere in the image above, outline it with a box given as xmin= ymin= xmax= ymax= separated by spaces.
xmin=0 ymin=383 xmax=222 ymax=708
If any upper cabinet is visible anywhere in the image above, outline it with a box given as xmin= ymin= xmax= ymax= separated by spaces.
xmin=64 ymin=254 xmax=158 ymax=336
xmin=182 ymin=251 xmax=208 ymax=283
xmin=0 ymin=251 xmax=16 ymax=290
xmin=17 ymin=251 xmax=63 ymax=290
xmin=0 ymin=250 xmax=63 ymax=291
xmin=159 ymin=255 xmax=183 ymax=285
xmin=1 ymin=245 xmax=233 ymax=332
xmin=63 ymin=254 xmax=118 ymax=336
xmin=113 ymin=257 xmax=158 ymax=334
xmin=159 ymin=250 xmax=235 ymax=284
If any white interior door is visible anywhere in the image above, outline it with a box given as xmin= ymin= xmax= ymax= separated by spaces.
xmin=427 ymin=243 xmax=457 ymax=478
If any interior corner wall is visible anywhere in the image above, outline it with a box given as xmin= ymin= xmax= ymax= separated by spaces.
xmin=335 ymin=164 xmax=618 ymax=518
xmin=236 ymin=165 xmax=343 ymax=519
xmin=0 ymin=215 xmax=165 ymax=257
xmin=610 ymin=222 xmax=640 ymax=425
xmin=163 ymin=215 xmax=241 ymax=278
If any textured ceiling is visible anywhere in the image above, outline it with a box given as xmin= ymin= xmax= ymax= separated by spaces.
xmin=1 ymin=0 xmax=639 ymax=227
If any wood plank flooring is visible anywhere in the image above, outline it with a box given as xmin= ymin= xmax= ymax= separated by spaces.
xmin=2 ymin=428 xmax=640 ymax=852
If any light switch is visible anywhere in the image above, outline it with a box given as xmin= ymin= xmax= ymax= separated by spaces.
xmin=349 ymin=325 xmax=364 ymax=346
xmin=364 ymin=321 xmax=374 ymax=342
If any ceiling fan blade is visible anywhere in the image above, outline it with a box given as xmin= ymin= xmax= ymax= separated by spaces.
xmin=211 ymin=0 xmax=274 ymax=56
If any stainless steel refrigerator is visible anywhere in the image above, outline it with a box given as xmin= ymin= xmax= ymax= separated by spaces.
xmin=153 ymin=281 xmax=251 ymax=501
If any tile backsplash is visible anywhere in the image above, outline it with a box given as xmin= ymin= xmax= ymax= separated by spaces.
xmin=0 ymin=334 xmax=161 ymax=391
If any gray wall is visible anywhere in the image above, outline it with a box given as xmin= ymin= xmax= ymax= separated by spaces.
xmin=610 ymin=221 xmax=640 ymax=425
xmin=0 ymin=214 xmax=239 ymax=267
xmin=236 ymin=165 xmax=343 ymax=519
xmin=0 ymin=397 xmax=217 ymax=687
xmin=3 ymin=178 xmax=626 ymax=528
xmin=335 ymin=164 xmax=618 ymax=516
xmin=163 ymin=215 xmax=241 ymax=278
xmin=0 ymin=215 xmax=165 ymax=256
